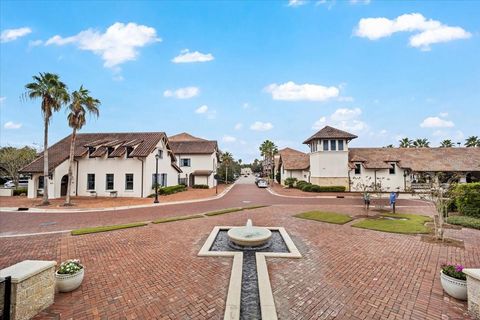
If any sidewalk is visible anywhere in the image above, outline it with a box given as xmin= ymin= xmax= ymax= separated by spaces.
xmin=0 ymin=184 xmax=234 ymax=213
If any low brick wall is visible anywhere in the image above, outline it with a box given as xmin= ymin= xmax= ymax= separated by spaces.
xmin=464 ymin=269 xmax=480 ymax=320
xmin=0 ymin=188 xmax=13 ymax=197
xmin=0 ymin=260 xmax=56 ymax=320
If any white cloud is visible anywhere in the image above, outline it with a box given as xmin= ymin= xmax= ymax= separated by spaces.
xmin=420 ymin=116 xmax=454 ymax=128
xmin=355 ymin=13 xmax=471 ymax=50
xmin=250 ymin=121 xmax=273 ymax=131
xmin=222 ymin=135 xmax=237 ymax=143
xmin=0 ymin=97 xmax=5 ymax=104
xmin=234 ymin=123 xmax=243 ymax=130
xmin=1 ymin=27 xmax=32 ymax=42
xmin=172 ymin=49 xmax=214 ymax=63
xmin=288 ymin=0 xmax=307 ymax=7
xmin=45 ymin=22 xmax=160 ymax=68
xmin=265 ymin=81 xmax=339 ymax=101
xmin=312 ymin=107 xmax=368 ymax=133
xmin=350 ymin=0 xmax=370 ymax=4
xmin=164 ymin=86 xmax=199 ymax=99
xmin=195 ymin=105 xmax=209 ymax=114
xmin=4 ymin=121 xmax=22 ymax=129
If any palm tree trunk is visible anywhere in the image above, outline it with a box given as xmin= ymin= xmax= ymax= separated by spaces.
xmin=42 ymin=117 xmax=49 ymax=205
xmin=64 ymin=128 xmax=76 ymax=206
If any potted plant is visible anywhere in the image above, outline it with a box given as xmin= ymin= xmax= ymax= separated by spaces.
xmin=55 ymin=259 xmax=84 ymax=292
xmin=440 ymin=264 xmax=467 ymax=300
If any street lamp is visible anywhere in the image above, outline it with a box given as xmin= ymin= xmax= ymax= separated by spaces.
xmin=154 ymin=150 xmax=160 ymax=204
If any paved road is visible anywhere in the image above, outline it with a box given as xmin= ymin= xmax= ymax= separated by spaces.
xmin=0 ymin=176 xmax=429 ymax=235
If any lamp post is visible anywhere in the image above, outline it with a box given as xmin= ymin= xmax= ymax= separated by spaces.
xmin=154 ymin=151 xmax=160 ymax=204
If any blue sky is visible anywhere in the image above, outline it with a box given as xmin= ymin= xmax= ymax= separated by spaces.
xmin=1 ymin=0 xmax=479 ymax=162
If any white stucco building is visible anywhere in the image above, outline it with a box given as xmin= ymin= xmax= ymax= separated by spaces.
xmin=21 ymin=132 xmax=183 ymax=199
xmin=278 ymin=126 xmax=480 ymax=191
xmin=168 ymin=133 xmax=220 ymax=188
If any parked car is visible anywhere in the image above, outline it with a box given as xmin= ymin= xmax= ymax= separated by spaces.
xmin=255 ymin=177 xmax=261 ymax=184
xmin=4 ymin=179 xmax=28 ymax=188
xmin=257 ymin=179 xmax=268 ymax=188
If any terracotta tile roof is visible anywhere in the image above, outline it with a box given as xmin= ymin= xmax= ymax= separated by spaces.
xmin=168 ymin=133 xmax=218 ymax=155
xmin=279 ymin=147 xmax=310 ymax=170
xmin=21 ymin=132 xmax=171 ymax=173
xmin=303 ymin=126 xmax=358 ymax=144
xmin=349 ymin=147 xmax=480 ymax=172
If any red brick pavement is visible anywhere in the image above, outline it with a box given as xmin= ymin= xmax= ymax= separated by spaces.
xmin=0 ymin=204 xmax=477 ymax=319
xmin=0 ymin=184 xmax=430 ymax=235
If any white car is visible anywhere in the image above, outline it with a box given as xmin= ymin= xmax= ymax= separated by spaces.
xmin=4 ymin=179 xmax=29 ymax=188
xmin=257 ymin=179 xmax=268 ymax=188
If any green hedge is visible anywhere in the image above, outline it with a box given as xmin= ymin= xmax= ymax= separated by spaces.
xmin=454 ymin=183 xmax=480 ymax=218
xmin=13 ymin=188 xmax=28 ymax=196
xmin=192 ymin=184 xmax=209 ymax=189
xmin=447 ymin=215 xmax=480 ymax=230
xmin=148 ymin=185 xmax=186 ymax=197
xmin=297 ymin=182 xmax=346 ymax=193
xmin=284 ymin=177 xmax=297 ymax=188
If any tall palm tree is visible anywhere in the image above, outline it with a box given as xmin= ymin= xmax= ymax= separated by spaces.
xmin=440 ymin=139 xmax=454 ymax=148
xmin=399 ymin=137 xmax=412 ymax=148
xmin=259 ymin=140 xmax=278 ymax=177
xmin=25 ymin=73 xmax=69 ymax=205
xmin=221 ymin=152 xmax=234 ymax=184
xmin=413 ymin=138 xmax=430 ymax=148
xmin=64 ymin=86 xmax=100 ymax=206
xmin=465 ymin=136 xmax=480 ymax=147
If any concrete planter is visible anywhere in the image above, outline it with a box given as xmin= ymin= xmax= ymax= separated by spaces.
xmin=55 ymin=268 xmax=84 ymax=292
xmin=441 ymin=270 xmax=467 ymax=300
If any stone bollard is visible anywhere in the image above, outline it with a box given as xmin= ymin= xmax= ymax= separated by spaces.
xmin=464 ymin=269 xmax=480 ymax=320
xmin=0 ymin=260 xmax=56 ymax=320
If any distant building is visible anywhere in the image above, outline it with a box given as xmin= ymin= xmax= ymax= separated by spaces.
xmin=168 ymin=133 xmax=220 ymax=188
xmin=278 ymin=126 xmax=480 ymax=191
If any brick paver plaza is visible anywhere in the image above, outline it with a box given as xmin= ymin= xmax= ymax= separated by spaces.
xmin=1 ymin=183 xmax=478 ymax=319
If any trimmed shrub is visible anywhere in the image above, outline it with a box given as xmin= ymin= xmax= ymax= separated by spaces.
xmin=309 ymin=185 xmax=322 ymax=192
xmin=447 ymin=215 xmax=480 ymax=230
xmin=296 ymin=180 xmax=308 ymax=189
xmin=298 ymin=184 xmax=346 ymax=193
xmin=318 ymin=186 xmax=346 ymax=192
xmin=192 ymin=184 xmax=209 ymax=189
xmin=13 ymin=188 xmax=28 ymax=196
xmin=284 ymin=177 xmax=297 ymax=188
xmin=301 ymin=184 xmax=314 ymax=192
xmin=150 ymin=185 xmax=187 ymax=196
xmin=454 ymin=183 xmax=480 ymax=218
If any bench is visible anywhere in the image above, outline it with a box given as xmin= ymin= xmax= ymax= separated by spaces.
xmin=109 ymin=191 xmax=118 ymax=198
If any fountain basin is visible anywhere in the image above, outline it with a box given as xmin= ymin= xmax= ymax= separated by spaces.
xmin=227 ymin=219 xmax=272 ymax=247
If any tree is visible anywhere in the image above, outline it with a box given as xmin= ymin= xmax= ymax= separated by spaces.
xmin=440 ymin=139 xmax=454 ymax=148
xmin=0 ymin=146 xmax=37 ymax=187
xmin=251 ymin=159 xmax=263 ymax=173
xmin=221 ymin=152 xmax=234 ymax=184
xmin=25 ymin=73 xmax=69 ymax=205
xmin=399 ymin=137 xmax=412 ymax=148
xmin=64 ymin=86 xmax=100 ymax=206
xmin=465 ymin=136 xmax=480 ymax=147
xmin=384 ymin=144 xmax=394 ymax=148
xmin=259 ymin=140 xmax=278 ymax=178
xmin=413 ymin=138 xmax=430 ymax=148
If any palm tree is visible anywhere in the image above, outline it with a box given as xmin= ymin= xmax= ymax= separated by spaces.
xmin=25 ymin=73 xmax=69 ymax=205
xmin=413 ymin=138 xmax=430 ymax=148
xmin=465 ymin=136 xmax=480 ymax=147
xmin=440 ymin=139 xmax=454 ymax=148
xmin=399 ymin=137 xmax=412 ymax=148
xmin=221 ymin=152 xmax=234 ymax=184
xmin=259 ymin=140 xmax=278 ymax=177
xmin=64 ymin=86 xmax=100 ymax=206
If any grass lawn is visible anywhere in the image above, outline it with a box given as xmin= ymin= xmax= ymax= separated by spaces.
xmin=71 ymin=222 xmax=149 ymax=235
xmin=153 ymin=214 xmax=204 ymax=224
xmin=447 ymin=215 xmax=480 ymax=230
xmin=295 ymin=211 xmax=353 ymax=225
xmin=204 ymin=205 xmax=269 ymax=216
xmin=353 ymin=213 xmax=432 ymax=234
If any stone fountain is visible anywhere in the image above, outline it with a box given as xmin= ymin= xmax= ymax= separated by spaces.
xmin=227 ymin=219 xmax=272 ymax=248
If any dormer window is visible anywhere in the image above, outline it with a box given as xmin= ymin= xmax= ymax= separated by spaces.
xmin=88 ymin=147 xmax=95 ymax=158
xmin=107 ymin=147 xmax=115 ymax=157
xmin=126 ymin=146 xmax=134 ymax=158
xmin=389 ymin=163 xmax=396 ymax=175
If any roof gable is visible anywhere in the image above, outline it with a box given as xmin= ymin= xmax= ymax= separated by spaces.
xmin=303 ymin=126 xmax=358 ymax=144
